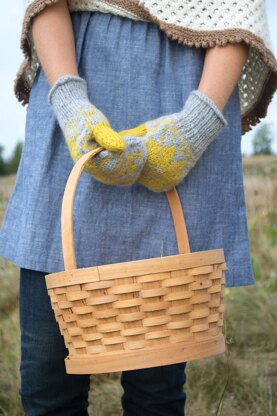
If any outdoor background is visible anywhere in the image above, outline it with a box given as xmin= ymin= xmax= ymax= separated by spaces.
xmin=0 ymin=1 xmax=276 ymax=415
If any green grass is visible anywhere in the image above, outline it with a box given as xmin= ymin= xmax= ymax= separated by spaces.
xmin=0 ymin=156 xmax=276 ymax=415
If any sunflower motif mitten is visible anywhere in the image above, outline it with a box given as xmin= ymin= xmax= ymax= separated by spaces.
xmin=48 ymin=74 xmax=147 ymax=186
xmin=119 ymin=90 xmax=228 ymax=192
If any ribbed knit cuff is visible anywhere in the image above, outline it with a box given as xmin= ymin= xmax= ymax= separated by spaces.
xmin=178 ymin=90 xmax=228 ymax=158
xmin=48 ymin=74 xmax=90 ymax=129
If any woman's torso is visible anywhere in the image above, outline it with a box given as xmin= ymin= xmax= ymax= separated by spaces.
xmin=0 ymin=11 xmax=255 ymax=287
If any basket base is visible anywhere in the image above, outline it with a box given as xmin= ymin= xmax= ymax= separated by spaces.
xmin=65 ymin=334 xmax=225 ymax=374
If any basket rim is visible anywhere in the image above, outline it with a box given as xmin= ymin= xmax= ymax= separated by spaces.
xmin=46 ymin=248 xmax=226 ymax=289
xmin=64 ymin=333 xmax=226 ymax=374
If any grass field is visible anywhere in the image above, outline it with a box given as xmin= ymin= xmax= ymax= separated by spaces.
xmin=0 ymin=155 xmax=276 ymax=416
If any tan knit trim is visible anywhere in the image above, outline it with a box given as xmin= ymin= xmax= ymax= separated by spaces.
xmin=15 ymin=0 xmax=277 ymax=134
xmin=14 ymin=0 xmax=60 ymax=105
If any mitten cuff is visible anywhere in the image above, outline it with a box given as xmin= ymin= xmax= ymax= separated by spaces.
xmin=178 ymin=90 xmax=228 ymax=158
xmin=48 ymin=74 xmax=90 ymax=129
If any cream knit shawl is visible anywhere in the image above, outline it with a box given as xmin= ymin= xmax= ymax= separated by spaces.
xmin=16 ymin=0 xmax=277 ymax=133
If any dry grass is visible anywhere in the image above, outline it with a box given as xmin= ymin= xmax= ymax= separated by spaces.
xmin=0 ymin=156 xmax=276 ymax=416
xmin=0 ymin=175 xmax=16 ymax=223
xmin=242 ymin=155 xmax=277 ymax=178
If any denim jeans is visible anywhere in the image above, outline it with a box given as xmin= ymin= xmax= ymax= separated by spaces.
xmin=19 ymin=268 xmax=187 ymax=415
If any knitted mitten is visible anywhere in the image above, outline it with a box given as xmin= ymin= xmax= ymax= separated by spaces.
xmin=126 ymin=90 xmax=227 ymax=192
xmin=48 ymin=74 xmax=147 ymax=186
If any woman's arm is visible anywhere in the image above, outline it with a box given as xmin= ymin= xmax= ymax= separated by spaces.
xmin=31 ymin=0 xmax=79 ymax=87
xmin=31 ymin=0 xmax=248 ymax=109
xmin=197 ymin=43 xmax=249 ymax=112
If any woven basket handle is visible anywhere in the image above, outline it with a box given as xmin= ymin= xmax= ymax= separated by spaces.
xmin=61 ymin=147 xmax=191 ymax=271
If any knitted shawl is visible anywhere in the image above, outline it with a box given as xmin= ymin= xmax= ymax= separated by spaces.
xmin=16 ymin=0 xmax=277 ymax=134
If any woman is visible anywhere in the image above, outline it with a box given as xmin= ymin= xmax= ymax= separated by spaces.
xmin=0 ymin=0 xmax=276 ymax=415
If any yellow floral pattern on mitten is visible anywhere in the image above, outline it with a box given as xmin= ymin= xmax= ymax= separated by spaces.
xmin=134 ymin=116 xmax=197 ymax=192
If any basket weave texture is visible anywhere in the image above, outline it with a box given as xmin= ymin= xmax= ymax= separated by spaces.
xmin=46 ymin=148 xmax=227 ymax=374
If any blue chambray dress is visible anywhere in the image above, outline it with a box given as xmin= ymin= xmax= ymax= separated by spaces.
xmin=0 ymin=11 xmax=255 ymax=287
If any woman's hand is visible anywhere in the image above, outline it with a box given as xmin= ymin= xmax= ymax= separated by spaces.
xmin=48 ymin=75 xmax=148 ymax=186
xmin=128 ymin=90 xmax=227 ymax=192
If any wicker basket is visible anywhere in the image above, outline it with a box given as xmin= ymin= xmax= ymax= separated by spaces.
xmin=45 ymin=147 xmax=227 ymax=374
